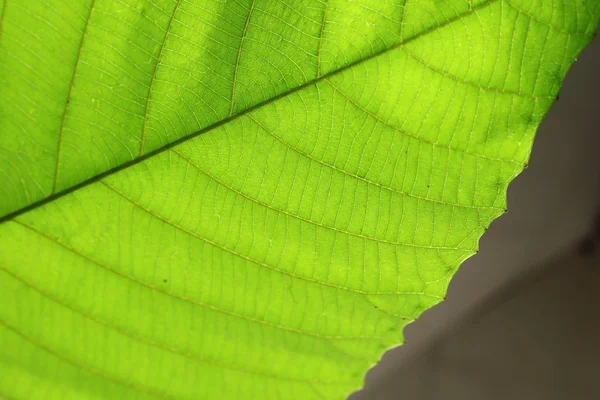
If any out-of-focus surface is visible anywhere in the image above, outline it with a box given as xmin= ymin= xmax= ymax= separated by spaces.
xmin=352 ymin=31 xmax=600 ymax=400
xmin=354 ymin=250 xmax=600 ymax=400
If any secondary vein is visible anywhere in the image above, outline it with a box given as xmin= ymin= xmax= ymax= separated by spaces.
xmin=229 ymin=0 xmax=257 ymax=116
xmin=52 ymin=0 xmax=97 ymax=194
xmin=139 ymin=0 xmax=184 ymax=157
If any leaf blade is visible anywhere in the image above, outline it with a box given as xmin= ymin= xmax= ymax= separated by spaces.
xmin=0 ymin=1 xmax=599 ymax=399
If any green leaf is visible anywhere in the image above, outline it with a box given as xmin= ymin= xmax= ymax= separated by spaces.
xmin=0 ymin=0 xmax=598 ymax=399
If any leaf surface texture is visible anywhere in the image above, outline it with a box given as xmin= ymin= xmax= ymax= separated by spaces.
xmin=0 ymin=0 xmax=598 ymax=398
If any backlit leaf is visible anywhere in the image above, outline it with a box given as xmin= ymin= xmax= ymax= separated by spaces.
xmin=0 ymin=0 xmax=598 ymax=398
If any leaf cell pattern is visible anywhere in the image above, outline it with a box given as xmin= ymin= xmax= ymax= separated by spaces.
xmin=0 ymin=0 xmax=598 ymax=399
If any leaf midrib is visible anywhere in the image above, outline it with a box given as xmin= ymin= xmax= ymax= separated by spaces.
xmin=0 ymin=0 xmax=500 ymax=224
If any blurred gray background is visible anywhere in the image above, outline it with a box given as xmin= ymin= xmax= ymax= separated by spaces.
xmin=350 ymin=33 xmax=600 ymax=400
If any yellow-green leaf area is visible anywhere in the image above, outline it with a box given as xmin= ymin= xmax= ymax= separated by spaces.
xmin=0 ymin=0 xmax=598 ymax=399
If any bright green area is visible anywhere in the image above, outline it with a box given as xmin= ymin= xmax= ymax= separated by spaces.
xmin=0 ymin=0 xmax=598 ymax=399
